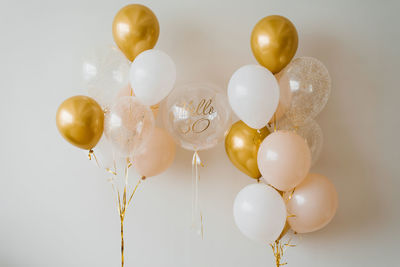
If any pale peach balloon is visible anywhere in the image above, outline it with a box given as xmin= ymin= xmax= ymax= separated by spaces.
xmin=117 ymin=85 xmax=159 ymax=117
xmin=133 ymin=128 xmax=176 ymax=178
xmin=269 ymin=72 xmax=292 ymax=123
xmin=257 ymin=131 xmax=311 ymax=191
xmin=285 ymin=173 xmax=338 ymax=233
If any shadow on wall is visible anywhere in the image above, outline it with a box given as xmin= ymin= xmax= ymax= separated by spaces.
xmin=302 ymin=32 xmax=382 ymax=240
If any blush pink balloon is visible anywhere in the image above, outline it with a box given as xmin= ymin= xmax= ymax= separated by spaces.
xmin=257 ymin=131 xmax=311 ymax=191
xmin=133 ymin=128 xmax=176 ymax=178
xmin=284 ymin=173 xmax=338 ymax=233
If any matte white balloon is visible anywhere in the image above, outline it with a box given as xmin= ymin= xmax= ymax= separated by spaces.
xmin=233 ymin=183 xmax=287 ymax=244
xmin=130 ymin=49 xmax=176 ymax=106
xmin=228 ymin=65 xmax=280 ymax=129
xmin=83 ymin=45 xmax=130 ymax=109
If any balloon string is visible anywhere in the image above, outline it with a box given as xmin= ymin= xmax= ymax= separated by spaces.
xmin=192 ymin=151 xmax=204 ymax=239
xmin=107 ymin=159 xmax=142 ymax=267
xmin=273 ymin=113 xmax=277 ymax=132
xmin=88 ymin=149 xmax=100 ymax=168
xmin=270 ymin=219 xmax=297 ymax=266
xmin=270 ymin=240 xmax=286 ymax=266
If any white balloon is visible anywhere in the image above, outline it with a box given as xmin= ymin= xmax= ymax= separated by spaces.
xmin=83 ymin=45 xmax=130 ymax=109
xmin=130 ymin=49 xmax=176 ymax=106
xmin=233 ymin=183 xmax=286 ymax=244
xmin=228 ymin=65 xmax=279 ymax=129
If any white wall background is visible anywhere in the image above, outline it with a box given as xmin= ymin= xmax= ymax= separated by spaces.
xmin=0 ymin=0 xmax=399 ymax=266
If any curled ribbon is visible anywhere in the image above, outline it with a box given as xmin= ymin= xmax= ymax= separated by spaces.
xmin=192 ymin=150 xmax=204 ymax=239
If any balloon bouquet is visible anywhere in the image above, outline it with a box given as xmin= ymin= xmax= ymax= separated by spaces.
xmin=226 ymin=15 xmax=338 ymax=266
xmin=56 ymin=4 xmax=177 ymax=267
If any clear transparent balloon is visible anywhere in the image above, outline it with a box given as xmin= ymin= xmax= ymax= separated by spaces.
xmin=83 ymin=45 xmax=131 ymax=109
xmin=278 ymin=117 xmax=323 ymax=165
xmin=104 ymin=96 xmax=155 ymax=157
xmin=89 ymin=135 xmax=117 ymax=170
xmin=163 ymin=83 xmax=231 ymax=151
xmin=279 ymin=57 xmax=331 ymax=126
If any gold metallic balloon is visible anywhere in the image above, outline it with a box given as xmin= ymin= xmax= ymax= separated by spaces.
xmin=112 ymin=4 xmax=160 ymax=61
xmin=56 ymin=96 xmax=104 ymax=150
xmin=225 ymin=121 xmax=270 ymax=179
xmin=251 ymin=15 xmax=298 ymax=74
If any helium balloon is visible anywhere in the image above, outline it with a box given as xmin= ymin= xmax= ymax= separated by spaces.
xmin=228 ymin=65 xmax=279 ymax=129
xmin=233 ymin=183 xmax=287 ymax=244
xmin=83 ymin=45 xmax=130 ymax=109
xmin=104 ymin=96 xmax=154 ymax=157
xmin=225 ymin=120 xmax=270 ymax=179
xmin=285 ymin=173 xmax=338 ymax=233
xmin=257 ymin=131 xmax=311 ymax=191
xmin=56 ymin=96 xmax=104 ymax=150
xmin=163 ymin=83 xmax=231 ymax=151
xmin=251 ymin=15 xmax=298 ymax=74
xmin=279 ymin=57 xmax=331 ymax=126
xmin=133 ymin=128 xmax=176 ymax=178
xmin=130 ymin=49 xmax=176 ymax=106
xmin=278 ymin=117 xmax=323 ymax=165
xmin=112 ymin=4 xmax=159 ymax=61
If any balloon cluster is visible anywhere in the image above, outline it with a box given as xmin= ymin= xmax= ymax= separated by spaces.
xmin=55 ymin=5 xmax=338 ymax=266
xmin=56 ymin=5 xmax=177 ymax=267
xmin=226 ymin=15 xmax=338 ymax=265
xmin=57 ymin=4 xmax=176 ymax=179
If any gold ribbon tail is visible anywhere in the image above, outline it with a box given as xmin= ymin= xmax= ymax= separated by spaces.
xmin=191 ymin=150 xmax=204 ymax=239
xmin=88 ymin=149 xmax=100 ymax=168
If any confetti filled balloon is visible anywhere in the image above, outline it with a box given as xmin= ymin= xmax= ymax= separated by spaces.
xmin=279 ymin=57 xmax=331 ymax=126
xmin=104 ymin=96 xmax=154 ymax=157
xmin=163 ymin=83 xmax=231 ymax=151
xmin=285 ymin=173 xmax=338 ymax=233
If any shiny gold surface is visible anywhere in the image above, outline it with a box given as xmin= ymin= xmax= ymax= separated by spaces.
xmin=251 ymin=15 xmax=298 ymax=74
xmin=56 ymin=95 xmax=104 ymax=150
xmin=225 ymin=121 xmax=270 ymax=179
xmin=112 ymin=4 xmax=159 ymax=61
